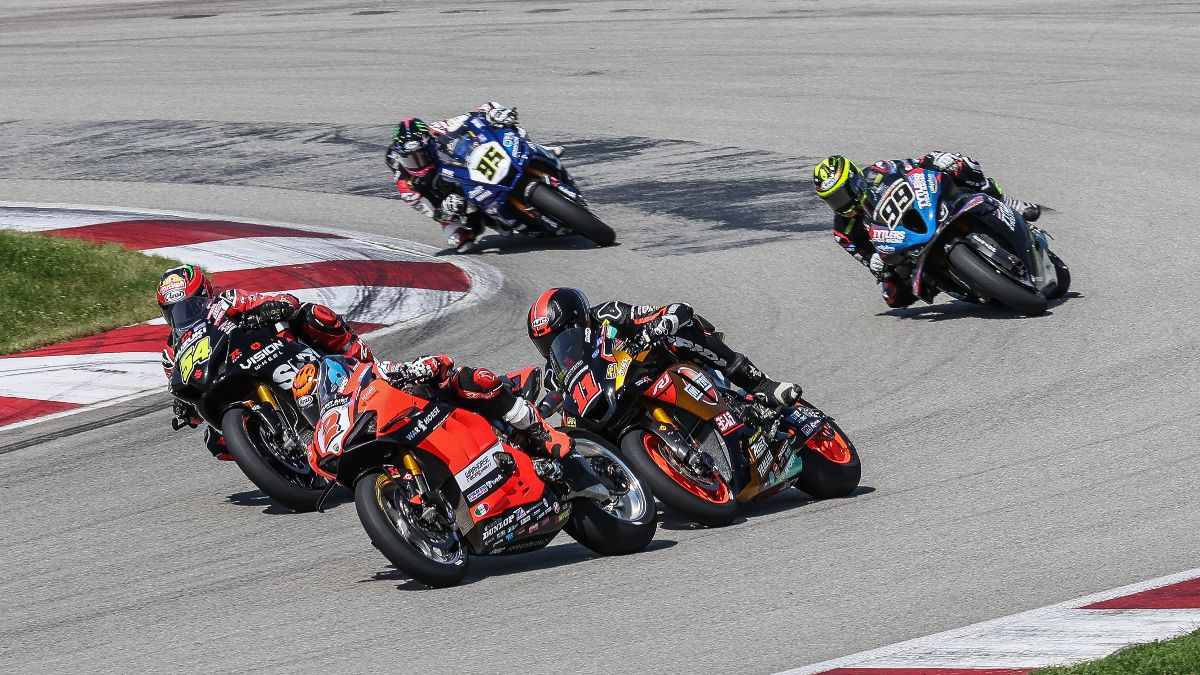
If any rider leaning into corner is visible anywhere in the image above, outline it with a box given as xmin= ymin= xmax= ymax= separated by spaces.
xmin=157 ymin=264 xmax=373 ymax=460
xmin=385 ymin=101 xmax=564 ymax=254
xmin=299 ymin=353 xmax=613 ymax=499
xmin=527 ymin=288 xmax=803 ymax=408
xmin=812 ymin=152 xmax=1042 ymax=308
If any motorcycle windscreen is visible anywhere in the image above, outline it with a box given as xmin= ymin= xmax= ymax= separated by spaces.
xmin=549 ymin=328 xmax=609 ymax=421
xmin=315 ymin=355 xmax=357 ymax=411
xmin=437 ymin=128 xmax=479 ymax=168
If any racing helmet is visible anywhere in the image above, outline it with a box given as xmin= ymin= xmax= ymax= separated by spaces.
xmin=813 ymin=155 xmax=867 ymax=216
xmin=528 ymin=287 xmax=591 ymax=359
xmin=387 ymin=118 xmax=435 ymax=176
xmin=156 ymin=264 xmax=215 ymax=333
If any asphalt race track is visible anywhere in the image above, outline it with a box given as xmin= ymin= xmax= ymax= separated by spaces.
xmin=2 ymin=1 xmax=1199 ymax=672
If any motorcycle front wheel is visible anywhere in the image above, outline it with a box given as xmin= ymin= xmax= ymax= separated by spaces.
xmin=526 ymin=182 xmax=616 ymax=246
xmin=221 ymin=407 xmax=326 ymax=512
xmin=948 ymin=243 xmax=1048 ymax=316
xmin=353 ymin=470 xmax=469 ymax=588
xmin=620 ymin=429 xmax=737 ymax=527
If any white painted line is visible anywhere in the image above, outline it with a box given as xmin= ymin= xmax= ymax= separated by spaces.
xmin=780 ymin=567 xmax=1200 ymax=674
xmin=0 ymin=352 xmax=164 ymax=404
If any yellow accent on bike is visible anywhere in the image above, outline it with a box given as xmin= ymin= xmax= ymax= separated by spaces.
xmin=178 ymin=336 xmax=211 ymax=380
xmin=402 ymin=452 xmax=422 ymax=476
xmin=650 ymin=407 xmax=673 ymax=425
xmin=255 ymin=384 xmax=278 ymax=408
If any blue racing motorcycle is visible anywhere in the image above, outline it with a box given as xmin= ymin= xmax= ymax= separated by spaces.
xmin=863 ymin=163 xmax=1069 ymax=316
xmin=434 ymin=113 xmax=616 ymax=246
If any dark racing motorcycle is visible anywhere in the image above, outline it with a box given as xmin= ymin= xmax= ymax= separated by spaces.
xmin=168 ymin=299 xmax=328 ymax=511
xmin=863 ymin=164 xmax=1069 ymax=315
xmin=542 ymin=325 xmax=861 ymax=527
xmin=434 ymin=112 xmax=616 ymax=247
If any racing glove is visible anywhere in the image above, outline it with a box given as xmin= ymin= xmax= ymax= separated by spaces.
xmin=381 ymin=355 xmax=454 ymax=385
xmin=484 ymin=106 xmax=518 ymax=128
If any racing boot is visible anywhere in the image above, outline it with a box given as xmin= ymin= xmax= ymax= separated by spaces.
xmin=519 ymin=408 xmax=610 ymax=502
xmin=444 ymin=224 xmax=477 ymax=253
xmin=545 ymin=145 xmax=565 ymax=158
xmin=1003 ymin=195 xmax=1041 ymax=222
xmin=727 ymin=353 xmax=801 ymax=408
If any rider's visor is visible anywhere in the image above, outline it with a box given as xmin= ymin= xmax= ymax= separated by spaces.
xmin=163 ymin=296 xmax=210 ymax=334
xmin=397 ymin=147 xmax=432 ymax=172
xmin=823 ymin=181 xmax=861 ymax=216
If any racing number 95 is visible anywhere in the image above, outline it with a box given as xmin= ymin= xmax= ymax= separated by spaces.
xmin=474 ymin=146 xmax=506 ymax=181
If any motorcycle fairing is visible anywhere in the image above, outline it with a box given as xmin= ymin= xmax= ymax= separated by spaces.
xmin=865 ymin=168 xmax=943 ymax=254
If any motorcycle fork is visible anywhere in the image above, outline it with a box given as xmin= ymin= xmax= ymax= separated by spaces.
xmin=646 ymin=406 xmax=701 ymax=464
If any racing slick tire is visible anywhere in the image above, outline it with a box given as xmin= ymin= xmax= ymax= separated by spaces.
xmin=1047 ymin=251 xmax=1071 ymax=299
xmin=620 ymin=429 xmax=738 ymax=527
xmin=221 ymin=407 xmax=323 ymax=512
xmin=562 ymin=430 xmax=657 ymax=555
xmin=526 ymin=182 xmax=617 ymax=246
xmin=792 ymin=421 xmax=862 ymax=500
xmin=948 ymin=243 xmax=1048 ymax=316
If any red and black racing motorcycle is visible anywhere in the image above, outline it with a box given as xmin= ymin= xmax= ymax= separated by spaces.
xmin=303 ymin=357 xmax=657 ymax=587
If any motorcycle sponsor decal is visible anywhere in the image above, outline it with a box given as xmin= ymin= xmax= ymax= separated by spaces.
xmin=995 ymin=203 xmax=1017 ymax=230
xmin=466 ymin=472 xmax=505 ymax=504
xmin=671 ymin=337 xmax=725 ymax=366
xmin=472 ymin=502 xmax=489 ymax=517
xmin=648 ymin=371 xmax=674 ymax=400
xmin=272 ymin=351 xmax=318 ymax=387
xmin=907 ymin=170 xmax=932 ymax=209
xmin=454 ymin=444 xmax=503 ymax=494
xmin=295 ymin=394 xmax=314 ymax=408
xmin=677 ymin=366 xmax=717 ymax=404
xmin=177 ymin=336 xmax=212 ymax=381
xmin=868 ymin=160 xmax=895 ymax=173
xmin=873 ymin=179 xmax=916 ymax=230
xmin=869 ymin=225 xmax=906 ymax=244
xmin=714 ymin=411 xmax=743 ymax=436
xmin=502 ymin=131 xmax=516 ymax=148
xmin=467 ymin=142 xmax=511 ymax=184
xmin=237 ymin=340 xmax=283 ymax=370
xmin=605 ymin=357 xmax=631 ymax=381
xmin=481 ymin=511 xmax=516 ymax=540
xmin=292 ymin=362 xmax=318 ymax=397
xmin=402 ymin=403 xmax=452 ymax=442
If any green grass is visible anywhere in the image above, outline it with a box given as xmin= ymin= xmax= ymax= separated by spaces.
xmin=0 ymin=230 xmax=179 ymax=355
xmin=1036 ymin=627 xmax=1200 ymax=674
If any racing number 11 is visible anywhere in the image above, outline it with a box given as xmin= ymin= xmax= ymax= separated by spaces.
xmin=571 ymin=371 xmax=600 ymax=413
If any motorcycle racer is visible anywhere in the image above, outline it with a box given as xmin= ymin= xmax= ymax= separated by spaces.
xmin=302 ymin=354 xmax=609 ymax=499
xmin=813 ymin=152 xmax=1043 ymax=308
xmin=156 ymin=264 xmax=373 ymax=459
xmin=527 ymin=288 xmax=802 ymax=408
xmin=386 ymin=102 xmax=564 ymax=253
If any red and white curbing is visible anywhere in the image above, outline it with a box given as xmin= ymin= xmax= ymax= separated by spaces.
xmin=782 ymin=567 xmax=1200 ymax=674
xmin=0 ymin=202 xmax=500 ymax=430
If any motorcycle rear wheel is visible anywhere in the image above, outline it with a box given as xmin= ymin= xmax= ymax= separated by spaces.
xmin=526 ymin=182 xmax=616 ymax=246
xmin=948 ymin=243 xmax=1048 ymax=316
xmin=562 ymin=430 xmax=657 ymax=555
xmin=792 ymin=421 xmax=862 ymax=499
xmin=620 ymin=429 xmax=737 ymax=527
xmin=221 ymin=407 xmax=325 ymax=512
xmin=354 ymin=470 xmax=469 ymax=588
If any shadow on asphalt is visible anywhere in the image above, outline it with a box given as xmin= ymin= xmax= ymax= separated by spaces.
xmin=656 ymin=485 xmax=877 ymax=531
xmin=879 ymin=291 xmax=1083 ymax=322
xmin=362 ymin=537 xmax=679 ymax=591
xmin=432 ymin=232 xmax=608 ymax=257
xmin=225 ymin=487 xmax=352 ymax=515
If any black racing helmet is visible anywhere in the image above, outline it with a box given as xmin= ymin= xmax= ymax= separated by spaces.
xmin=527 ymin=287 xmax=590 ymax=359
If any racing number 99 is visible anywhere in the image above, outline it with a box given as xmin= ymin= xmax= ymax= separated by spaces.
xmin=875 ymin=181 xmax=916 ymax=229
xmin=474 ymin=146 xmax=506 ymax=181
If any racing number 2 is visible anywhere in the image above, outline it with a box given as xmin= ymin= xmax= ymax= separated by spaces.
xmin=474 ymin=145 xmax=506 ymax=181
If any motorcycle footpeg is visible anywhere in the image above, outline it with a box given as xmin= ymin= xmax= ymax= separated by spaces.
xmin=533 ymin=457 xmax=563 ymax=483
